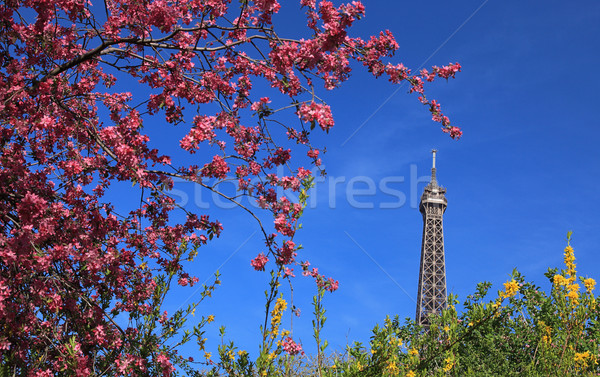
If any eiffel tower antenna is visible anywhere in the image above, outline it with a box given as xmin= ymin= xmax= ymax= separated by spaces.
xmin=415 ymin=149 xmax=448 ymax=328
xmin=431 ymin=149 xmax=437 ymax=186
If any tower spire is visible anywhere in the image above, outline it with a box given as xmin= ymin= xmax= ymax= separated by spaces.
xmin=430 ymin=149 xmax=437 ymax=186
xmin=415 ymin=149 xmax=448 ymax=329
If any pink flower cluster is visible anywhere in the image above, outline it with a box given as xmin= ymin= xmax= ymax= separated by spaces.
xmin=156 ymin=353 xmax=175 ymax=376
xmin=301 ymin=262 xmax=339 ymax=292
xmin=282 ymin=337 xmax=305 ymax=356
xmin=201 ymin=155 xmax=230 ymax=179
xmin=298 ymin=102 xmax=334 ymax=131
xmin=251 ymin=253 xmax=269 ymax=271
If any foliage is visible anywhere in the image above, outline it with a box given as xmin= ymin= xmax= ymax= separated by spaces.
xmin=274 ymin=233 xmax=598 ymax=377
xmin=0 ymin=0 xmax=461 ymax=375
xmin=147 ymin=234 xmax=597 ymax=376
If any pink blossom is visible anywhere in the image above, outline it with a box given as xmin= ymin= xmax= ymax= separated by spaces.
xmin=251 ymin=253 xmax=269 ymax=271
xmin=155 ymin=353 xmax=175 ymax=376
xmin=326 ymin=277 xmax=339 ymax=292
xmin=442 ymin=126 xmax=463 ymax=139
xmin=278 ymin=240 xmax=296 ymax=265
xmin=298 ymin=102 xmax=334 ymax=131
xmin=297 ymin=167 xmax=311 ymax=178
xmin=282 ymin=337 xmax=304 ymax=356
xmin=201 ymin=155 xmax=230 ymax=179
xmin=0 ymin=339 xmax=11 ymax=350
xmin=434 ymin=62 xmax=462 ymax=79
xmin=300 ymin=0 xmax=316 ymax=8
xmin=274 ymin=213 xmax=295 ymax=236
xmin=251 ymin=97 xmax=271 ymax=111
xmin=284 ymin=267 xmax=295 ymax=277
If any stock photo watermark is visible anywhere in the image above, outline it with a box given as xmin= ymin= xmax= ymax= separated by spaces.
xmin=168 ymin=164 xmax=436 ymax=210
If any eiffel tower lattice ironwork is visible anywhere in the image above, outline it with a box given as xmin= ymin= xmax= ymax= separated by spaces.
xmin=415 ymin=149 xmax=448 ymax=328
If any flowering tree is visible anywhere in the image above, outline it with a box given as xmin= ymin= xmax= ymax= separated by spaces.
xmin=0 ymin=0 xmax=461 ymax=375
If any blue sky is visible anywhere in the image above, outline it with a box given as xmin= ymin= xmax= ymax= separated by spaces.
xmin=151 ymin=0 xmax=600 ymax=359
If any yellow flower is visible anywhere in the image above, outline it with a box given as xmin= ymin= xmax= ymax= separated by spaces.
xmin=270 ymin=298 xmax=287 ymax=329
xmin=564 ymin=245 xmax=577 ymax=276
xmin=540 ymin=322 xmax=552 ymax=344
xmin=207 ymin=314 xmax=215 ymax=323
xmin=204 ymin=352 xmax=212 ymax=359
xmin=574 ymin=351 xmax=590 ymax=365
xmin=584 ymin=278 xmax=596 ymax=292
xmin=443 ymin=356 xmax=454 ymax=372
xmin=500 ymin=279 xmax=519 ymax=298
xmin=385 ymin=360 xmax=399 ymax=374
xmin=553 ymin=274 xmax=568 ymax=286
xmin=275 ymin=297 xmax=287 ymax=311
xmin=564 ymin=246 xmax=575 ymax=263
xmin=408 ymin=348 xmax=419 ymax=356
xmin=566 ymin=289 xmax=579 ymax=301
xmin=406 ymin=371 xmax=416 ymax=377
xmin=542 ymin=335 xmax=550 ymax=344
xmin=270 ymin=329 xmax=279 ymax=339
xmin=443 ymin=326 xmax=450 ymax=332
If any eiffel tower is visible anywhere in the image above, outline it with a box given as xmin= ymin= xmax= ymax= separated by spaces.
xmin=415 ymin=149 xmax=448 ymax=328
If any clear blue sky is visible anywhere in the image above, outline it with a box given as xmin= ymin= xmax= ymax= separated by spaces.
xmin=151 ymin=0 xmax=600 ymax=359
